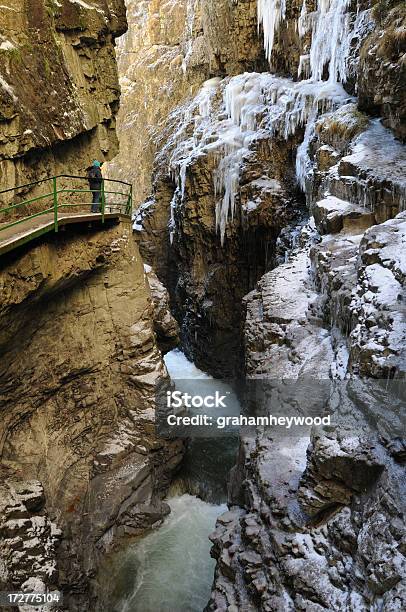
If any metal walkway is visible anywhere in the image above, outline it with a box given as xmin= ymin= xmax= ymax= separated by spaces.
xmin=0 ymin=174 xmax=133 ymax=257
xmin=0 ymin=211 xmax=130 ymax=256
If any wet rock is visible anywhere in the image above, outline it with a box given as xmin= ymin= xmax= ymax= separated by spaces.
xmin=0 ymin=481 xmax=60 ymax=595
xmin=144 ymin=264 xmax=180 ymax=353
xmin=208 ymin=200 xmax=405 ymax=610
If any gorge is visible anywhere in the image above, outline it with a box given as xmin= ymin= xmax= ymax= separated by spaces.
xmin=0 ymin=0 xmax=405 ymax=611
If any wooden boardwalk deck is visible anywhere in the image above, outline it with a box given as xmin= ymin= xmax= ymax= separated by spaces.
xmin=0 ymin=212 xmax=129 ymax=257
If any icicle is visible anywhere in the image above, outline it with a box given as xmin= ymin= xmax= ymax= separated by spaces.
xmin=309 ymin=0 xmax=351 ymax=83
xmin=168 ymin=0 xmax=377 ymax=247
xmin=296 ymin=108 xmax=317 ymax=194
xmin=182 ymin=0 xmax=197 ymax=73
xmin=166 ymin=77 xmax=222 ymax=243
xmin=198 ymin=77 xmax=221 ymax=118
xmin=298 ymin=54 xmax=310 ymax=79
xmin=169 ymin=190 xmax=178 ymax=245
xmin=214 ymin=74 xmax=271 ymax=244
xmin=297 ymin=0 xmax=309 ymax=38
xmin=257 ymin=0 xmax=287 ymax=62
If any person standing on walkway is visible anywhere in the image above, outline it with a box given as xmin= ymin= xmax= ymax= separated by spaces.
xmin=87 ymin=160 xmax=103 ymax=213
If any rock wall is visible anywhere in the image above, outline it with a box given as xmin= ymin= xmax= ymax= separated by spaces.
xmin=0 ymin=2 xmax=187 ymax=609
xmin=0 ymin=0 xmax=127 ymax=197
xmin=106 ymin=0 xmax=267 ymax=207
xmin=144 ymin=262 xmax=180 ymax=353
xmin=358 ymin=1 xmax=406 ymax=141
xmin=0 ymin=221 xmax=183 ymax=610
xmin=207 ymin=151 xmax=406 ymax=610
xmin=131 ymin=0 xmax=405 ymax=369
xmin=134 ymin=73 xmax=307 ymax=375
xmin=206 ymin=46 xmax=405 ymax=607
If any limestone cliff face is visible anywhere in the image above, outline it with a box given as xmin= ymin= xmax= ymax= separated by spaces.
xmin=134 ymin=73 xmax=306 ymax=375
xmin=205 ymin=59 xmax=405 ymax=609
xmin=207 ymin=131 xmax=406 ymax=608
xmin=144 ymin=263 xmax=180 ymax=353
xmin=0 ymin=1 xmax=186 ymax=608
xmin=0 ymin=0 xmax=127 ymax=194
xmin=106 ymin=0 xmax=266 ymax=206
xmin=358 ymin=1 xmax=406 ymax=141
xmin=0 ymin=222 xmax=183 ymax=609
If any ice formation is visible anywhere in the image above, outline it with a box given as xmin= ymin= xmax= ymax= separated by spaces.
xmin=182 ymin=0 xmax=198 ymax=74
xmin=259 ymin=0 xmax=353 ymax=81
xmin=309 ymin=0 xmax=351 ymax=83
xmin=0 ymin=75 xmax=18 ymax=102
xmin=168 ymin=75 xmax=352 ymax=243
xmin=257 ymin=0 xmax=287 ymax=61
xmin=167 ymin=0 xmax=376 ymax=243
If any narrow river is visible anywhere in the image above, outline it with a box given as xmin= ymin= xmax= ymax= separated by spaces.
xmin=109 ymin=349 xmax=239 ymax=612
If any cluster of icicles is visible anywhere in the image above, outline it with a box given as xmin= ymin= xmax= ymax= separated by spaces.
xmin=259 ymin=0 xmax=353 ymax=83
xmin=168 ymin=0 xmax=371 ymax=245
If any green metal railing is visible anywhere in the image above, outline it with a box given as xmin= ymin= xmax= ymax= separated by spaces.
xmin=0 ymin=174 xmax=133 ymax=235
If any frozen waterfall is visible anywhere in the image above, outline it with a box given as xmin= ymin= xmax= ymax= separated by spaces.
xmin=167 ymin=0 xmax=373 ymax=244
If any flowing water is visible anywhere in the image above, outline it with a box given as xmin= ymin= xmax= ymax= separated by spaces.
xmin=108 ymin=350 xmax=239 ymax=612
xmin=110 ymin=495 xmax=225 ymax=612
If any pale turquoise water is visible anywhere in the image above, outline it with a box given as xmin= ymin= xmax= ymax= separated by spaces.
xmin=110 ymin=350 xmax=238 ymax=612
xmin=112 ymin=494 xmax=226 ymax=612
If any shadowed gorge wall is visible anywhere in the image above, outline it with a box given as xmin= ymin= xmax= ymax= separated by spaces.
xmin=0 ymin=3 xmax=185 ymax=609
xmin=0 ymin=0 xmax=405 ymax=609
xmin=0 ymin=222 xmax=183 ymax=609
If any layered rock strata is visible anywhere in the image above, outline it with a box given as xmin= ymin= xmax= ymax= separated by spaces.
xmin=106 ymin=0 xmax=267 ymax=206
xmin=144 ymin=263 xmax=180 ymax=353
xmin=207 ymin=210 xmax=406 ymax=610
xmin=0 ymin=0 xmax=127 ymax=197
xmin=0 ymin=221 xmax=183 ymax=610
xmin=207 ymin=89 xmax=405 ymax=612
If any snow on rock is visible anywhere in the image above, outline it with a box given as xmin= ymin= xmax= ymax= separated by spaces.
xmin=0 ymin=481 xmax=61 ymax=595
xmin=68 ymin=0 xmax=105 ymax=13
xmin=0 ymin=39 xmax=16 ymax=51
xmin=350 ymin=213 xmax=406 ymax=377
xmin=336 ymin=120 xmax=406 ymax=213
xmin=166 ymin=0 xmax=375 ymax=245
xmin=0 ymin=74 xmax=17 ymax=102
xmin=313 ymin=195 xmax=375 ymax=235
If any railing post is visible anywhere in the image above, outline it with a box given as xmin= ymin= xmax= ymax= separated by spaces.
xmin=53 ymin=176 xmax=58 ymax=233
xmin=101 ymin=178 xmax=105 ymax=223
xmin=127 ymin=184 xmax=132 ymax=216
